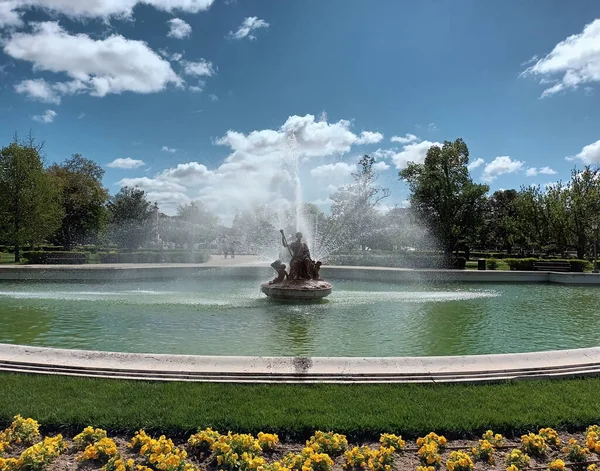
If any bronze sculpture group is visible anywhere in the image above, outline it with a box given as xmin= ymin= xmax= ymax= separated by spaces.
xmin=268 ymin=230 xmax=322 ymax=285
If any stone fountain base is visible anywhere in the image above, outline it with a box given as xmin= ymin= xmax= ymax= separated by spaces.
xmin=260 ymin=279 xmax=333 ymax=301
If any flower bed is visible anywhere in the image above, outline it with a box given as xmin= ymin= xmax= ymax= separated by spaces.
xmin=4 ymin=417 xmax=600 ymax=471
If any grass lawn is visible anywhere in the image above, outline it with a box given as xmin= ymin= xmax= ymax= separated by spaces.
xmin=0 ymin=252 xmax=16 ymax=264
xmin=2 ymin=373 xmax=600 ymax=440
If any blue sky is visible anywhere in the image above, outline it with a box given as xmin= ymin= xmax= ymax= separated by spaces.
xmin=1 ymin=0 xmax=600 ymax=220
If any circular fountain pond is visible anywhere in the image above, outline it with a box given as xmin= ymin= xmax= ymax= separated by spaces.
xmin=2 ymin=274 xmax=600 ymax=357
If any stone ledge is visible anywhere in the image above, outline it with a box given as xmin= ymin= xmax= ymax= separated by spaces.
xmin=2 ymin=343 xmax=600 ymax=383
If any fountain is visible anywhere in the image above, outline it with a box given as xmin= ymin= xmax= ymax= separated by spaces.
xmin=260 ymin=230 xmax=332 ymax=300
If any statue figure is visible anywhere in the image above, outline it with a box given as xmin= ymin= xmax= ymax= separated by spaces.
xmin=269 ymin=260 xmax=288 ymax=284
xmin=312 ymin=261 xmax=322 ymax=280
xmin=280 ymin=230 xmax=314 ymax=280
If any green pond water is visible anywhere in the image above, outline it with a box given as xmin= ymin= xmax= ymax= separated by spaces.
xmin=0 ymin=277 xmax=599 ymax=357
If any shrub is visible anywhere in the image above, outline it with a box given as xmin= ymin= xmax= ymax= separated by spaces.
xmin=569 ymin=260 xmax=592 ymax=272
xmin=486 ymin=258 xmax=498 ymax=270
xmin=21 ymin=251 xmax=88 ymax=264
xmin=505 ymin=258 xmax=537 ymax=271
xmin=98 ymin=251 xmax=209 ymax=264
xmin=453 ymin=257 xmax=466 ymax=270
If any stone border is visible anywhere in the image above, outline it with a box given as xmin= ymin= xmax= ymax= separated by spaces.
xmin=2 ymin=343 xmax=600 ymax=383
xmin=1 ymin=263 xmax=600 ymax=284
xmin=2 ymin=263 xmax=600 ymax=383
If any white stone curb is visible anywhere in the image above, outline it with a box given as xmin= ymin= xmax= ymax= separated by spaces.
xmin=2 ymin=343 xmax=600 ymax=383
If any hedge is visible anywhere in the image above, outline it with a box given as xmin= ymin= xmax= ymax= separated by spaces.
xmin=21 ymin=251 xmax=88 ymax=264
xmin=504 ymin=258 xmax=592 ymax=272
xmin=98 ymin=251 xmax=210 ymax=264
xmin=327 ymin=253 xmax=465 ymax=269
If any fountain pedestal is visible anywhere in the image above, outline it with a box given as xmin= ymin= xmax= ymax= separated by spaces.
xmin=261 ymin=279 xmax=332 ymax=301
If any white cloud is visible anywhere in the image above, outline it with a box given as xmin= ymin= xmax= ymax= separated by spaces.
xmin=107 ymin=157 xmax=145 ymax=169
xmin=372 ymin=148 xmax=397 ymax=161
xmin=0 ymin=1 xmax=23 ymax=28
xmin=32 ymin=109 xmax=56 ymax=123
xmin=310 ymin=162 xmax=356 ymax=179
xmin=355 ymin=131 xmax=383 ymax=145
xmin=526 ymin=166 xmax=557 ymax=177
xmin=390 ymin=133 xmax=418 ymax=144
xmin=118 ymin=114 xmax=380 ymax=218
xmin=372 ymin=161 xmax=390 ymax=172
xmin=427 ymin=123 xmax=437 ymax=132
xmin=0 ymin=0 xmax=215 ymax=27
xmin=162 ymin=146 xmax=177 ymax=153
xmin=209 ymin=93 xmax=218 ymax=101
xmin=482 ymin=156 xmax=524 ymax=181
xmin=167 ymin=18 xmax=192 ymax=39
xmin=4 ymin=22 xmax=182 ymax=99
xmin=159 ymin=49 xmax=183 ymax=62
xmin=467 ymin=157 xmax=485 ymax=171
xmin=391 ymin=140 xmax=440 ymax=169
xmin=227 ymin=16 xmax=269 ymax=40
xmin=15 ymin=78 xmax=60 ymax=104
xmin=522 ymin=18 xmax=600 ymax=97
xmin=189 ymin=81 xmax=205 ymax=92
xmin=182 ymin=59 xmax=214 ymax=77
xmin=78 ymin=112 xmax=85 ymax=119
xmin=568 ymin=139 xmax=600 ymax=164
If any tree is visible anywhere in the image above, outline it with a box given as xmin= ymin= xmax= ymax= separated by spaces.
xmin=0 ymin=135 xmax=62 ymax=261
xmin=107 ymin=186 xmax=153 ymax=250
xmin=564 ymin=167 xmax=600 ymax=259
xmin=329 ymin=155 xmax=390 ymax=251
xmin=399 ymin=139 xmax=489 ymax=255
xmin=485 ymin=190 xmax=519 ymax=253
xmin=174 ymin=201 xmax=219 ymax=248
xmin=47 ymin=154 xmax=109 ymax=250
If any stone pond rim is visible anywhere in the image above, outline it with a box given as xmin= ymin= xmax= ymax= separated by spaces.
xmin=260 ymin=280 xmax=333 ymax=300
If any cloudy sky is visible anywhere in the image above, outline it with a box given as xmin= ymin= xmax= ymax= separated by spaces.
xmin=1 ymin=0 xmax=600 ymax=220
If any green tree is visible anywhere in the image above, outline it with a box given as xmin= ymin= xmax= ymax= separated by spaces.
xmin=329 ymin=155 xmax=390 ymax=251
xmin=565 ymin=167 xmax=600 ymax=259
xmin=175 ymin=201 xmax=219 ymax=248
xmin=399 ymin=139 xmax=489 ymax=255
xmin=48 ymin=154 xmax=109 ymax=250
xmin=107 ymin=186 xmax=153 ymax=250
xmin=485 ymin=189 xmax=519 ymax=253
xmin=0 ymin=136 xmax=62 ymax=262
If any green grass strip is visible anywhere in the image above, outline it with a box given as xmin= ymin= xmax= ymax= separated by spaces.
xmin=1 ymin=373 xmax=600 ymax=440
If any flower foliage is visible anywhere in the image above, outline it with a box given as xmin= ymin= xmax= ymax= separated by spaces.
xmin=378 ymin=434 xmax=405 ymax=452
xmin=562 ymin=438 xmax=589 ymax=463
xmin=521 ymin=433 xmax=548 ymax=457
xmin=342 ymin=446 xmax=395 ymax=471
xmin=445 ymin=451 xmax=474 ymax=471
xmin=505 ymin=449 xmax=530 ymax=469
xmin=306 ymin=432 xmax=348 ymax=456
xmin=73 ymin=426 xmax=108 ymax=450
